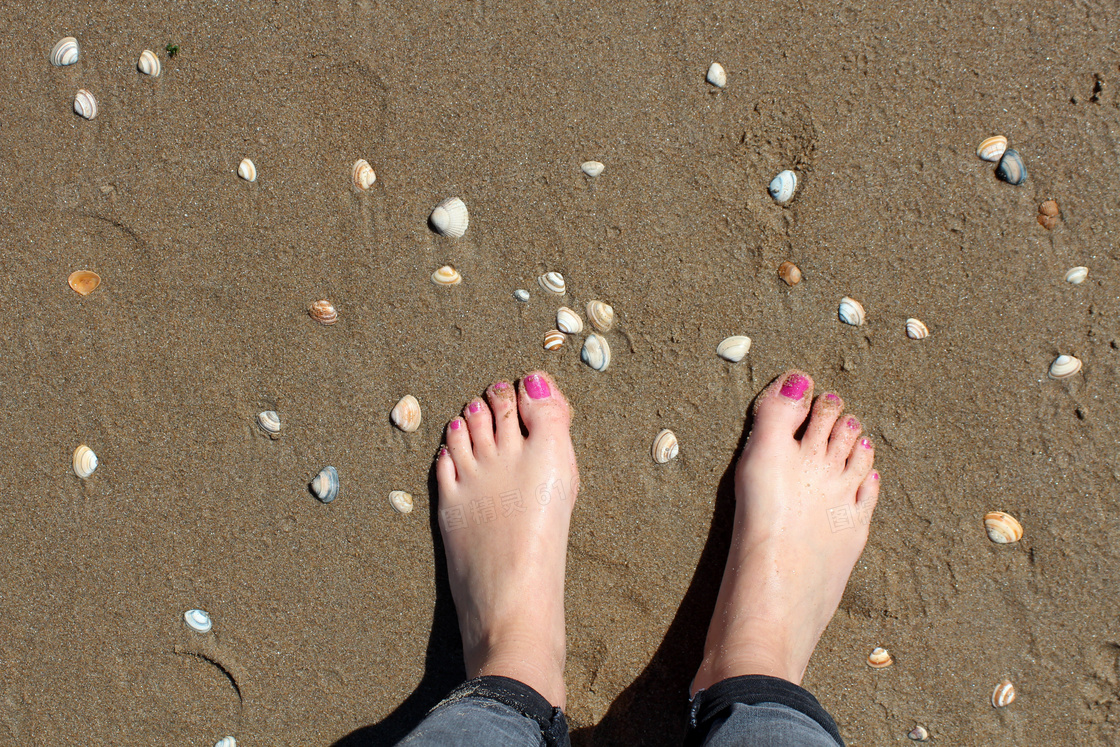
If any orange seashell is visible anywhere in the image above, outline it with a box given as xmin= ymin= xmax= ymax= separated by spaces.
xmin=68 ymin=270 xmax=101 ymax=296
xmin=309 ymin=299 xmax=338 ymax=325
xmin=1039 ymin=199 xmax=1059 ymax=217
xmin=778 ymin=261 xmax=802 ymax=286
xmin=868 ymin=647 xmax=894 ymax=668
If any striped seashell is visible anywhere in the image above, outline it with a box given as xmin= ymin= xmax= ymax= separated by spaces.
xmin=74 ymin=89 xmax=97 ymax=120
xmin=237 ymin=158 xmax=257 ymax=182
xmin=651 ymin=429 xmax=679 ymax=464
xmin=768 ymin=170 xmax=797 ymax=204
xmin=1065 ymin=266 xmax=1088 ymax=285
xmin=73 ymin=444 xmax=98 ymax=479
xmin=586 ymin=300 xmax=614 ymax=332
xmin=991 ymin=679 xmax=1016 ymax=708
xmin=908 ymin=726 xmax=930 ymax=742
xmin=1037 ymin=199 xmax=1059 ymax=229
xmin=778 ymin=261 xmax=802 ymax=286
xmin=388 ymin=490 xmax=414 ymax=514
xmin=311 ymin=465 xmax=339 ymax=503
xmin=717 ymin=335 xmax=752 ymax=363
xmin=391 ymin=395 xmax=422 ymax=432
xmin=50 ymin=37 xmax=80 ymax=66
xmin=581 ymin=161 xmax=605 ymax=177
xmin=976 ymin=135 xmax=1008 ymax=162
xmin=68 ymin=270 xmax=101 ymax=296
xmin=138 ymin=49 xmax=161 ymax=76
xmin=1048 ymin=354 xmax=1082 ymax=380
xmin=868 ymin=647 xmax=893 ymax=668
xmin=556 ymin=307 xmax=584 ymax=334
xmin=352 ymin=159 xmax=376 ymax=191
xmin=513 ymin=289 xmax=530 ymax=302
xmin=309 ymin=299 xmax=338 ymax=325
xmin=538 ymin=272 xmax=566 ymax=295
xmin=543 ymin=329 xmax=565 ymax=351
xmin=838 ymin=297 xmax=865 ymax=326
xmin=706 ymin=62 xmax=727 ymax=88
xmin=905 ymin=318 xmax=929 ymax=339
xmin=431 ymin=265 xmax=462 ymax=286
xmin=984 ymin=511 xmax=1023 ymax=543
xmin=581 ymin=333 xmax=611 ymax=371
xmin=214 ymin=738 xmax=236 ymax=747
xmin=996 ymin=149 xmax=1026 ymax=185
xmin=257 ymin=410 xmax=281 ymax=436
xmin=430 ymin=197 xmax=469 ymax=238
xmin=184 ymin=608 xmax=212 ymax=633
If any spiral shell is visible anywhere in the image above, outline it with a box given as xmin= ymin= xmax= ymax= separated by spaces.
xmin=430 ymin=197 xmax=469 ymax=238
xmin=581 ymin=333 xmax=611 ymax=371
xmin=706 ymin=62 xmax=727 ymax=88
xmin=184 ymin=609 xmax=212 ymax=633
xmin=778 ymin=261 xmax=801 ymax=286
xmin=1065 ymin=266 xmax=1088 ymax=285
xmin=581 ymin=161 xmax=605 ymax=177
xmin=214 ymin=738 xmax=236 ymax=747
xmin=905 ymin=318 xmax=929 ymax=339
xmin=984 ymin=511 xmax=1023 ymax=544
xmin=556 ymin=307 xmax=584 ymax=334
xmin=68 ymin=270 xmax=101 ymax=296
xmin=391 ymin=395 xmax=422 ymax=433
xmin=585 ymin=301 xmax=614 ymax=332
xmin=976 ymin=135 xmax=1008 ymax=162
xmin=1048 ymin=354 xmax=1082 ymax=380
xmin=73 ymin=444 xmax=98 ymax=479
xmin=996 ymin=149 xmax=1026 ymax=185
xmin=514 ymin=288 xmax=530 ymax=302
xmin=311 ymin=465 xmax=339 ymax=503
xmin=868 ymin=647 xmax=893 ymax=668
xmin=991 ymin=679 xmax=1016 ymax=708
xmin=237 ymin=158 xmax=257 ymax=182
xmin=838 ymin=297 xmax=865 ymax=326
xmin=651 ymin=429 xmax=679 ymax=464
xmin=431 ymin=265 xmax=462 ymax=286
xmin=257 ymin=410 xmax=281 ymax=436
xmin=388 ymin=490 xmax=414 ymax=514
xmin=50 ymin=37 xmax=80 ymax=66
xmin=538 ymin=272 xmax=566 ymax=295
xmin=907 ymin=726 xmax=930 ymax=742
xmin=768 ymin=170 xmax=797 ymax=204
xmin=74 ymin=89 xmax=97 ymax=120
xmin=543 ymin=329 xmax=565 ymax=351
xmin=716 ymin=335 xmax=752 ymax=363
xmin=137 ymin=49 xmax=161 ymax=76
xmin=352 ymin=159 xmax=376 ymax=191
xmin=309 ymin=299 xmax=338 ymax=325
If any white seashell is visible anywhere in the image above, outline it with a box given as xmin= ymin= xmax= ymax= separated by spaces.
xmin=585 ymin=300 xmax=615 ymax=332
xmin=838 ymin=297 xmax=866 ymax=326
xmin=706 ymin=62 xmax=727 ymax=88
xmin=310 ymin=466 xmax=339 ymax=503
xmin=651 ymin=429 xmax=679 ymax=464
xmin=1065 ymin=266 xmax=1088 ymax=285
xmin=514 ymin=289 xmax=530 ymax=302
xmin=538 ymin=272 xmax=566 ymax=295
xmin=908 ymin=725 xmax=930 ymax=742
xmin=430 ymin=197 xmax=469 ymax=238
xmin=996 ymin=149 xmax=1026 ymax=185
xmin=716 ymin=335 xmax=752 ymax=363
xmin=184 ymin=609 xmax=212 ymax=633
xmin=868 ymin=647 xmax=893 ymax=668
xmin=581 ymin=161 xmax=605 ymax=177
xmin=431 ymin=265 xmax=462 ymax=286
xmin=309 ymin=299 xmax=338 ymax=325
xmin=581 ymin=333 xmax=611 ymax=371
xmin=905 ymin=318 xmax=929 ymax=340
xmin=768 ymin=170 xmax=797 ymax=204
xmin=976 ymin=135 xmax=1008 ymax=162
xmin=352 ymin=159 xmax=376 ymax=191
xmin=391 ymin=395 xmax=422 ymax=433
xmin=137 ymin=49 xmax=161 ymax=76
xmin=73 ymin=444 xmax=98 ymax=479
xmin=214 ymin=738 xmax=236 ymax=747
xmin=543 ymin=329 xmax=565 ymax=351
xmin=992 ymin=679 xmax=1016 ymax=708
xmin=237 ymin=158 xmax=257 ymax=182
xmin=50 ymin=37 xmax=80 ymax=66
xmin=388 ymin=490 xmax=414 ymax=514
xmin=257 ymin=410 xmax=281 ymax=436
xmin=984 ymin=511 xmax=1023 ymax=544
xmin=1048 ymin=354 xmax=1082 ymax=380
xmin=74 ymin=89 xmax=97 ymax=120
xmin=556 ymin=306 xmax=584 ymax=334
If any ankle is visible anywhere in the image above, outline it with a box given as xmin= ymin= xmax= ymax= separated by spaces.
xmin=466 ymin=625 xmax=567 ymax=707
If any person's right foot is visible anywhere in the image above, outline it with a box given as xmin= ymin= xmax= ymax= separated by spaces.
xmin=692 ymin=370 xmax=880 ymax=693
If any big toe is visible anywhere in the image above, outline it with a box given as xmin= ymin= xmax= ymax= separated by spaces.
xmin=517 ymin=371 xmax=571 ymax=442
xmin=750 ymin=370 xmax=814 ymax=446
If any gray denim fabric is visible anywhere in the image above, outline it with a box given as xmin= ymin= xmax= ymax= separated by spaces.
xmin=398 ymin=696 xmax=545 ymax=746
xmin=699 ymin=701 xmax=842 ymax=746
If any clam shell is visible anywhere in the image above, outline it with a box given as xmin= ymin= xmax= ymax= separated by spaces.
xmin=976 ymin=135 xmax=1008 ymax=162
xmin=431 ymin=265 xmax=462 ymax=286
xmin=838 ymin=296 xmax=866 ymax=326
xmin=388 ymin=490 xmax=414 ymax=514
xmin=544 ymin=329 xmax=565 ymax=351
xmin=237 ymin=158 xmax=257 ymax=182
xmin=905 ymin=318 xmax=929 ymax=340
xmin=580 ymin=333 xmax=611 ymax=371
xmin=992 ymin=679 xmax=1016 ymax=708
xmin=215 ymin=738 xmax=236 ymax=747
xmin=768 ymin=170 xmax=797 ymax=204
xmin=1038 ymin=213 xmax=1059 ymax=230
xmin=556 ymin=306 xmax=584 ymax=334
xmin=68 ymin=269 xmax=101 ymax=296
xmin=311 ymin=465 xmax=339 ymax=503
xmin=908 ymin=726 xmax=930 ymax=742
xmin=716 ymin=335 xmax=752 ymax=362
xmin=1039 ymin=199 xmax=1059 ymax=217
xmin=184 ymin=608 xmax=212 ymax=633
xmin=1048 ymin=354 xmax=1082 ymax=380
xmin=514 ymin=289 xmax=530 ymax=302
xmin=1065 ymin=266 xmax=1088 ymax=285
xmin=586 ymin=300 xmax=615 ymax=332
xmin=538 ymin=272 xmax=566 ymax=295
xmin=430 ymin=197 xmax=469 ymax=238
xmin=137 ymin=49 xmax=161 ymax=76
xmin=257 ymin=410 xmax=281 ymax=435
xmin=778 ymin=261 xmax=802 ymax=286
xmin=74 ymin=89 xmax=97 ymax=120
xmin=996 ymin=148 xmax=1026 ymax=185
xmin=309 ymin=299 xmax=338 ymax=325
xmin=706 ymin=62 xmax=727 ymax=88
xmin=73 ymin=444 xmax=98 ymax=479
xmin=984 ymin=511 xmax=1023 ymax=543
xmin=581 ymin=161 xmax=605 ymax=177
xmin=352 ymin=159 xmax=376 ymax=190
xmin=868 ymin=647 xmax=893 ymax=668
xmin=651 ymin=429 xmax=679 ymax=464
xmin=50 ymin=37 xmax=80 ymax=66
xmin=391 ymin=394 xmax=422 ymax=433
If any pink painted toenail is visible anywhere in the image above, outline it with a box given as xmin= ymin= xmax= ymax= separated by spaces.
xmin=450 ymin=418 xmax=462 ymax=430
xmin=779 ymin=373 xmax=811 ymax=399
xmin=468 ymin=401 xmax=482 ymax=414
xmin=438 ymin=446 xmax=449 ymax=457
xmin=826 ymin=394 xmax=840 ymax=402
xmin=872 ymin=471 xmax=880 ymax=480
xmin=861 ymin=437 xmax=872 ymax=449
xmin=493 ymin=382 xmax=509 ymax=391
xmin=847 ymin=418 xmax=860 ymax=430
xmin=525 ymin=374 xmax=551 ymax=400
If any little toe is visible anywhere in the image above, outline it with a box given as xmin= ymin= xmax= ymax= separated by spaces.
xmin=855 ymin=470 xmax=881 ymax=515
xmin=802 ymin=393 xmax=844 ymax=457
xmin=828 ymin=414 xmax=862 ymax=465
xmin=463 ymin=398 xmax=496 ymax=456
xmin=517 ymin=371 xmax=571 ymax=442
xmin=435 ymin=445 xmax=457 ymax=489
xmin=749 ymin=371 xmax=815 ymax=448
xmin=845 ymin=435 xmax=875 ymax=481
xmin=487 ymin=381 xmax=521 ymax=448
xmin=446 ymin=416 xmax=475 ymax=470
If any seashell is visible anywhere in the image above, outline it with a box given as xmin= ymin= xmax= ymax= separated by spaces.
xmin=68 ymin=269 xmax=101 ymax=296
xmin=184 ymin=609 xmax=212 ymax=633
xmin=214 ymin=738 xmax=236 ymax=747
xmin=391 ymin=394 xmax=422 ymax=432
xmin=716 ymin=335 xmax=752 ymax=363
xmin=352 ymin=159 xmax=376 ymax=191
xmin=976 ymin=135 xmax=1008 ymax=162
xmin=538 ymin=272 xmax=566 ymax=295
xmin=778 ymin=261 xmax=802 ymax=286
xmin=388 ymin=490 xmax=414 ymax=514
xmin=651 ymin=429 xmax=679 ymax=464
xmin=310 ymin=466 xmax=339 ymax=503
xmin=237 ymin=158 xmax=257 ymax=182
xmin=905 ymin=318 xmax=929 ymax=340
xmin=1037 ymin=213 xmax=1059 ymax=230
xmin=992 ymin=679 xmax=1016 ymax=708
xmin=581 ymin=161 xmax=605 ymax=177
xmin=73 ymin=444 xmax=98 ymax=479
xmin=137 ymin=49 xmax=161 ymax=76
xmin=543 ymin=329 xmax=565 ymax=351
xmin=868 ymin=647 xmax=893 ymax=668
xmin=586 ymin=300 xmax=615 ymax=332
xmin=74 ymin=89 xmax=97 ymax=120
xmin=996 ymin=148 xmax=1026 ymax=185
xmin=581 ymin=333 xmax=611 ymax=371
xmin=838 ymin=296 xmax=866 ymax=326
xmin=556 ymin=306 xmax=584 ymax=334
xmin=430 ymin=197 xmax=469 ymax=238
xmin=907 ymin=725 xmax=930 ymax=742
xmin=514 ymin=288 xmax=530 ymax=302
xmin=984 ymin=511 xmax=1023 ymax=544
xmin=1039 ymin=199 xmax=1059 ymax=217
xmin=706 ymin=62 xmax=727 ymax=88
xmin=1065 ymin=266 xmax=1088 ymax=285
xmin=50 ymin=37 xmax=80 ymax=66
xmin=257 ymin=410 xmax=281 ymax=436
xmin=768 ymin=170 xmax=797 ymax=204
xmin=1048 ymin=354 xmax=1082 ymax=380
xmin=309 ymin=299 xmax=338 ymax=325
xmin=431 ymin=265 xmax=462 ymax=286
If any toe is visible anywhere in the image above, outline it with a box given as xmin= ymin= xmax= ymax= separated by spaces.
xmin=827 ymin=414 xmax=862 ymax=465
xmin=855 ymin=470 xmax=880 ymax=515
xmin=435 ymin=445 xmax=457 ymax=488
xmin=487 ymin=381 xmax=521 ymax=448
xmin=749 ymin=371 xmax=814 ymax=448
xmin=463 ymin=398 xmax=496 ymax=456
xmin=845 ymin=434 xmax=875 ymax=481
xmin=446 ymin=416 xmax=475 ymax=471
xmin=517 ymin=371 xmax=571 ymax=443
xmin=801 ymin=393 xmax=844 ymax=457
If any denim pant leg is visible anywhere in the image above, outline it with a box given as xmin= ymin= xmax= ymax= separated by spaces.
xmin=686 ymin=675 xmax=845 ymax=747
xmin=399 ymin=676 xmax=570 ymax=747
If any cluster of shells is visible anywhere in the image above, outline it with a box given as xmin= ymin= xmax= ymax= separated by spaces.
xmin=51 ymin=36 xmax=164 ymax=123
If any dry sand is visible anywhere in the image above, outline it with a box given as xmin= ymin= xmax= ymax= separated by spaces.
xmin=2 ymin=1 xmax=1119 ymax=745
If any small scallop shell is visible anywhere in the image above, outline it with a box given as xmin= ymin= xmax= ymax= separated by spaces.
xmin=778 ymin=261 xmax=802 ymax=286
xmin=68 ymin=270 xmax=101 ymax=296
xmin=352 ymin=159 xmax=376 ymax=191
xmin=257 ymin=410 xmax=281 ymax=436
xmin=706 ymin=62 xmax=727 ymax=88
xmin=908 ymin=726 xmax=930 ymax=742
xmin=514 ymin=289 xmax=530 ymax=302
xmin=868 ymin=647 xmax=893 ymax=668
xmin=586 ymin=300 xmax=615 ymax=332
xmin=184 ymin=609 xmax=212 ymax=633
xmin=976 ymin=135 xmax=1008 ymax=162
xmin=431 ymin=265 xmax=462 ymax=286
xmin=137 ymin=49 xmax=161 ymax=76
xmin=543 ymin=329 xmax=565 ymax=351
xmin=430 ymin=197 xmax=469 ymax=238
xmin=388 ymin=490 xmax=414 ymax=514
xmin=538 ymin=272 xmax=566 ymax=295
xmin=557 ymin=307 xmax=584 ymax=334
xmin=237 ymin=158 xmax=257 ymax=182
xmin=1048 ymin=354 xmax=1082 ymax=380
xmin=581 ymin=161 xmax=605 ymax=177
xmin=768 ymin=170 xmax=797 ymax=204
xmin=905 ymin=318 xmax=929 ymax=340
xmin=215 ymin=738 xmax=236 ymax=747
xmin=391 ymin=395 xmax=422 ymax=433
xmin=73 ymin=444 xmax=98 ymax=479
xmin=992 ymin=679 xmax=1016 ymax=708
xmin=311 ymin=466 xmax=339 ymax=503
xmin=838 ymin=297 xmax=866 ymax=326
xmin=717 ymin=335 xmax=752 ymax=363
xmin=984 ymin=511 xmax=1023 ymax=543
xmin=1065 ymin=266 xmax=1088 ymax=285
xmin=51 ymin=37 xmax=80 ymax=66
xmin=651 ymin=429 xmax=679 ymax=464
xmin=581 ymin=333 xmax=611 ymax=371
xmin=74 ymin=89 xmax=97 ymax=120
xmin=1039 ymin=199 xmax=1059 ymax=217
xmin=996 ymin=149 xmax=1026 ymax=185
xmin=309 ymin=299 xmax=338 ymax=325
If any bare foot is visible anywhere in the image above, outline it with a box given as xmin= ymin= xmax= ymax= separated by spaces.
xmin=436 ymin=371 xmax=579 ymax=708
xmin=692 ymin=370 xmax=880 ymax=693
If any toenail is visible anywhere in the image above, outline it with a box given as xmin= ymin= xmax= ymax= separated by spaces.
xmin=872 ymin=471 xmax=880 ymax=480
xmin=525 ymin=374 xmax=551 ymax=400
xmin=468 ymin=401 xmax=482 ymax=414
xmin=450 ymin=418 xmax=462 ymax=430
xmin=438 ymin=445 xmax=449 ymax=458
xmin=779 ymin=373 xmax=811 ymax=399
xmin=493 ymin=382 xmax=510 ymax=391
xmin=825 ymin=393 xmax=840 ymax=402
xmin=861 ymin=437 xmax=872 ymax=449
xmin=847 ymin=418 xmax=860 ymax=430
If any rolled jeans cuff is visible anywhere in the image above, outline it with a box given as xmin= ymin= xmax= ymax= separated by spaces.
xmin=433 ymin=675 xmax=570 ymax=747
xmin=686 ymin=674 xmax=845 ymax=746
